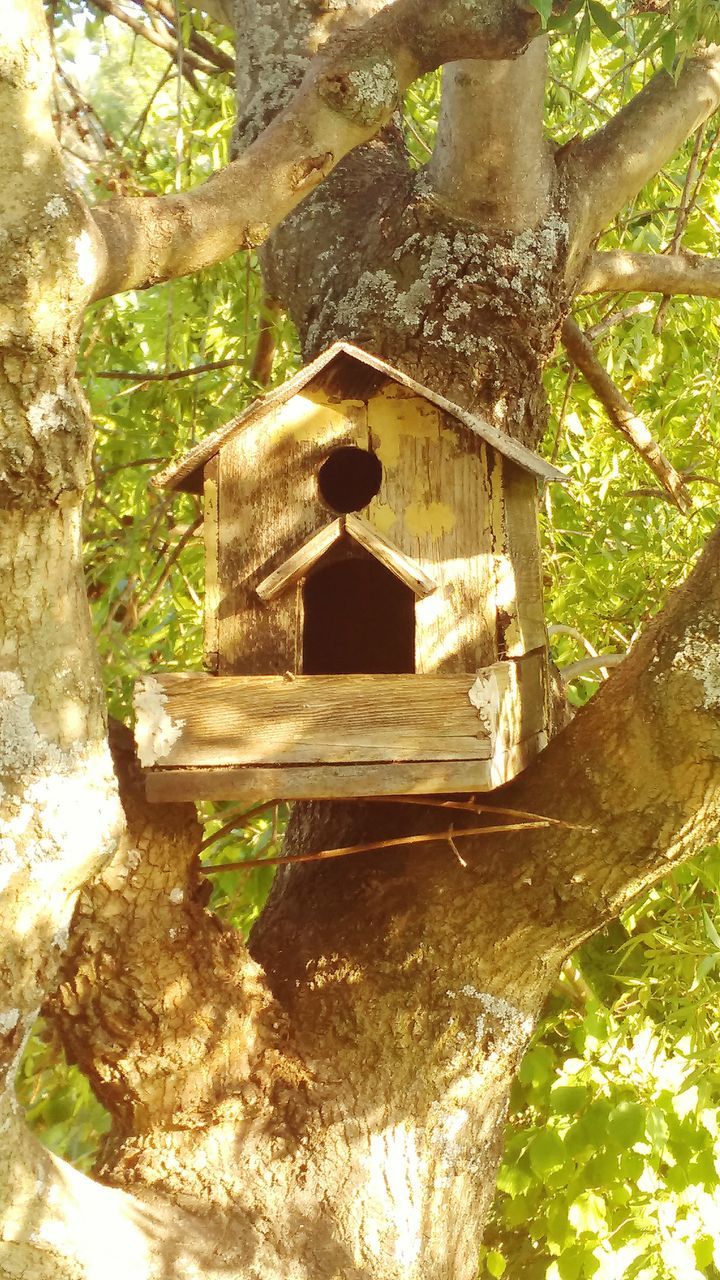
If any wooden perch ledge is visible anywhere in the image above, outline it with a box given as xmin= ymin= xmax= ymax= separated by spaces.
xmin=561 ymin=318 xmax=692 ymax=514
xmin=87 ymin=0 xmax=540 ymax=300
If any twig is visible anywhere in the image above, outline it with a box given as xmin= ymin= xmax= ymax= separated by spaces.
xmin=548 ymin=621 xmax=609 ymax=680
xmin=561 ymin=317 xmax=692 ymax=514
xmin=99 ymin=456 xmax=165 ymax=474
xmin=447 ymin=825 xmax=468 ymax=869
xmin=89 ymin=0 xmax=219 ymax=78
xmin=199 ymin=799 xmax=280 ymax=853
xmin=249 ymin=297 xmax=282 ymax=387
xmin=654 ymin=124 xmax=706 ymax=334
xmin=97 ymin=359 xmax=238 ymax=383
xmin=120 ymin=61 xmax=174 ymax=148
xmin=559 ymin=653 xmax=626 ymax=682
xmin=585 ymin=299 xmax=654 ymax=342
xmin=362 ymin=795 xmax=592 ymax=831
xmin=549 ymin=365 xmax=576 ymax=464
xmin=143 ymin=0 xmax=235 ymax=73
xmin=200 ymin=822 xmax=558 ymax=875
xmin=132 ymin=514 xmax=203 ymax=626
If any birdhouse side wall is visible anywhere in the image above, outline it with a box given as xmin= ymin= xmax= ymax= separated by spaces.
xmin=202 ymin=456 xmax=220 ymax=673
xmin=216 ymin=389 xmax=367 ymax=675
xmin=490 ymin=457 xmax=546 ymax=658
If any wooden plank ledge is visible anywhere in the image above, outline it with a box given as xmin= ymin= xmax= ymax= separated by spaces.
xmin=144 ymin=736 xmax=548 ymax=804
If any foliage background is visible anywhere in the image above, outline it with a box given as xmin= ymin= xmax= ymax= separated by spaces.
xmin=19 ymin=5 xmax=720 ymax=1277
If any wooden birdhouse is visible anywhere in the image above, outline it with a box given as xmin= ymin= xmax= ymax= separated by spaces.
xmin=135 ymin=342 xmax=564 ymax=805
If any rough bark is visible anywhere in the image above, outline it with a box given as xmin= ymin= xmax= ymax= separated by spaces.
xmin=3 ymin=1 xmax=720 ymax=1278
xmin=89 ymin=0 xmax=541 ymax=299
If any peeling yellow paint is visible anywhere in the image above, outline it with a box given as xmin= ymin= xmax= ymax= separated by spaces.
xmin=368 ymin=392 xmax=443 ymax=466
xmin=368 ymin=502 xmax=398 ymax=537
xmin=404 ymin=502 xmax=456 ymax=538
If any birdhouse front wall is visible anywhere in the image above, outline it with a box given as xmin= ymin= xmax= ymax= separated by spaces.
xmin=203 ymin=377 xmax=546 ymax=681
xmin=212 ymin=387 xmax=368 ymax=676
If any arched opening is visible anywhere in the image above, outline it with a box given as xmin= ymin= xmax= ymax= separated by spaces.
xmin=302 ymin=551 xmax=416 ymax=675
xmin=317 ymin=447 xmax=382 ymax=513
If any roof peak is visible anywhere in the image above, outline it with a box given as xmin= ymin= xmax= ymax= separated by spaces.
xmin=154 ymin=341 xmax=566 ymax=492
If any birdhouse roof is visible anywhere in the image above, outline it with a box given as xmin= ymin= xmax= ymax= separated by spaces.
xmin=155 ymin=341 xmax=566 ymax=492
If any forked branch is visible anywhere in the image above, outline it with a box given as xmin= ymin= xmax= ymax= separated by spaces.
xmin=561 ymin=318 xmax=692 ymax=513
xmin=88 ymin=0 xmax=540 ymax=299
xmin=580 ymin=249 xmax=720 ymax=299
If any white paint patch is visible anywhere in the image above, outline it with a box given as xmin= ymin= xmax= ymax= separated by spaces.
xmin=134 ymin=677 xmax=185 ymax=766
xmin=44 ymin=195 xmax=69 ymax=219
xmin=468 ymin=670 xmax=500 ymax=739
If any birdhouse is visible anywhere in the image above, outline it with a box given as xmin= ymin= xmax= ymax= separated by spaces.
xmin=134 ymin=342 xmax=564 ymax=805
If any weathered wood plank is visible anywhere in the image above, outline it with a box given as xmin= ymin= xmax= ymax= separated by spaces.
xmin=257 ymin=519 xmax=343 ymax=601
xmin=144 ymin=732 xmax=549 ymax=804
xmin=146 ymin=760 xmax=498 ymax=803
xmin=366 ymin=386 xmax=497 ymax=673
xmin=218 ymin=392 xmax=366 ymax=674
xmin=140 ymin=672 xmax=495 ymax=766
xmin=202 ymin=456 xmax=220 ymax=674
xmin=491 ymin=458 xmax=547 ymax=659
xmin=344 ymin=513 xmax=437 ymax=598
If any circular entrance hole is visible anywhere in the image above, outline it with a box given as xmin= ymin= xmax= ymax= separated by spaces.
xmin=317 ymin=446 xmax=382 ymax=513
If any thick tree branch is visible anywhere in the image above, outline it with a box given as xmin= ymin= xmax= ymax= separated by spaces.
xmin=580 ymin=248 xmax=720 ymax=298
xmin=561 ymin=317 xmax=692 ymax=512
xmin=563 ymin=48 xmax=720 ymax=263
xmin=428 ymin=40 xmax=554 ymax=230
xmin=88 ymin=0 xmax=540 ymax=299
xmin=512 ymin=521 xmax=720 ymax=925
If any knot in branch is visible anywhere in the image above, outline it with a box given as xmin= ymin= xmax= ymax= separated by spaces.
xmin=318 ymin=52 xmax=400 ymax=127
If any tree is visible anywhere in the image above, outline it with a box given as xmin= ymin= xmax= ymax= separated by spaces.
xmin=1 ymin=1 xmax=720 ymax=1277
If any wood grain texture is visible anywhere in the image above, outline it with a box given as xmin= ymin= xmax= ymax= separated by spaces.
xmin=256 ymin=519 xmax=343 ymax=601
xmin=145 ymin=758 xmax=509 ymax=803
xmin=343 ymin=514 xmax=437 ymax=597
xmin=500 ymin=462 xmax=547 ymax=656
xmin=202 ymin=456 xmax=220 ymax=673
xmin=217 ymin=391 xmax=367 ymax=674
xmin=156 ymin=341 xmax=565 ymax=492
xmin=490 ymin=456 xmax=547 ymax=659
xmin=140 ymin=672 xmax=495 ymax=766
xmin=256 ymin=514 xmax=437 ymax=602
xmin=366 ymin=386 xmax=498 ymax=674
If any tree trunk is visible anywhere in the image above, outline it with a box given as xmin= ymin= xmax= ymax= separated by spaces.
xmin=2 ymin=3 xmax=720 ymax=1278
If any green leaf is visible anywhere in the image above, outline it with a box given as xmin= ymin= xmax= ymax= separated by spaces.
xmin=702 ymin=907 xmax=720 ymax=949
xmin=587 ymin=1 xmax=622 ymax=39
xmin=526 ymin=0 xmax=554 ymax=26
xmin=486 ymin=1251 xmax=507 ymax=1277
xmin=660 ymin=28 xmax=677 ymax=74
xmin=568 ymin=1190 xmax=607 ymax=1235
xmin=528 ymin=1129 xmax=567 ymax=1176
xmin=607 ymin=1100 xmax=646 ymax=1147
xmin=572 ymin=9 xmax=592 ymax=86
